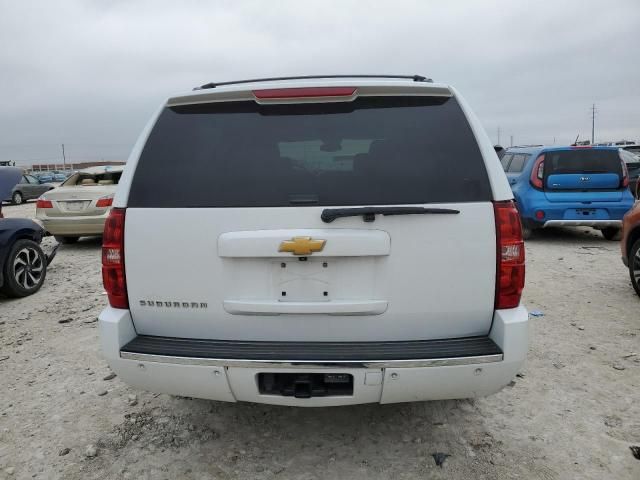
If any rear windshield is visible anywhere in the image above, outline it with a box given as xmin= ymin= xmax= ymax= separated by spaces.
xmin=544 ymin=149 xmax=622 ymax=176
xmin=129 ymin=96 xmax=491 ymax=207
xmin=62 ymin=170 xmax=122 ymax=187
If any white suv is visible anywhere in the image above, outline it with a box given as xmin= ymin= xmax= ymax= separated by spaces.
xmin=98 ymin=75 xmax=528 ymax=406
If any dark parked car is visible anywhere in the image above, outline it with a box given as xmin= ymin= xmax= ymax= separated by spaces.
xmin=0 ymin=167 xmax=57 ymax=297
xmin=4 ymin=174 xmax=54 ymax=205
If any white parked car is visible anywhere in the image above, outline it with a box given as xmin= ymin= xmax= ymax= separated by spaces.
xmin=99 ymin=75 xmax=528 ymax=406
xmin=36 ymin=166 xmax=123 ymax=243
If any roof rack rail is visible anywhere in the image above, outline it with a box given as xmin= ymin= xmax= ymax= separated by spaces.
xmin=510 ymin=144 xmax=544 ymax=148
xmin=193 ymin=74 xmax=432 ymax=91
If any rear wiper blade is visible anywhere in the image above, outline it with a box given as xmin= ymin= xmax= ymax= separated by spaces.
xmin=321 ymin=206 xmax=460 ymax=223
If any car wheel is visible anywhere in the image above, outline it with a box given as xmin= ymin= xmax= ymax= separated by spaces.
xmin=0 ymin=239 xmax=47 ymax=297
xmin=11 ymin=191 xmax=23 ymax=205
xmin=601 ymin=227 xmax=621 ymax=241
xmin=630 ymin=239 xmax=640 ymax=298
xmin=54 ymin=236 xmax=79 ymax=244
xmin=520 ymin=218 xmax=536 ymax=240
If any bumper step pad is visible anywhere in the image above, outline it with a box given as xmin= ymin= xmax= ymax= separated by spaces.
xmin=121 ymin=335 xmax=502 ymax=362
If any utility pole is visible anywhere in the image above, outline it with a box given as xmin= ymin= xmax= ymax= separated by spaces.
xmin=510 ymin=135 xmax=513 ymax=147
xmin=61 ymin=144 xmax=66 ymax=170
xmin=590 ymin=104 xmax=597 ymax=145
xmin=497 ymin=126 xmax=501 ymax=145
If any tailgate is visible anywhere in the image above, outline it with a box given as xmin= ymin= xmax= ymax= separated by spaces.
xmin=543 ymin=148 xmax=624 ymax=202
xmin=125 ymin=204 xmax=496 ymax=341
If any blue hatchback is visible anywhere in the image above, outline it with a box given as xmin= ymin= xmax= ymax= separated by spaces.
xmin=501 ymin=146 xmax=635 ymax=240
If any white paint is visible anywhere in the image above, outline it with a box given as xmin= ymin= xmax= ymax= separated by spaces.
xmin=100 ymin=77 xmax=528 ymax=405
xmin=124 ymin=203 xmax=496 ymax=340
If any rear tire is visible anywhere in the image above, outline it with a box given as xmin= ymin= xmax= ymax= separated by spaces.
xmin=520 ymin=218 xmax=537 ymax=240
xmin=11 ymin=191 xmax=23 ymax=205
xmin=0 ymin=239 xmax=47 ymax=297
xmin=629 ymin=239 xmax=640 ymax=298
xmin=54 ymin=236 xmax=79 ymax=244
xmin=601 ymin=227 xmax=621 ymax=241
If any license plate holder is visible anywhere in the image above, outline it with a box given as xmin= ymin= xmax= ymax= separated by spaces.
xmin=64 ymin=201 xmax=87 ymax=212
xmin=274 ymin=259 xmax=330 ymax=302
xmin=576 ymin=208 xmax=596 ymax=216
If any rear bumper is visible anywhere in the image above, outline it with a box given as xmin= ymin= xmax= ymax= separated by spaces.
xmin=542 ymin=219 xmax=622 ymax=228
xmin=38 ymin=215 xmax=106 ymax=236
xmin=98 ymin=306 xmax=528 ymax=406
xmin=518 ymin=190 xmax=634 ymax=227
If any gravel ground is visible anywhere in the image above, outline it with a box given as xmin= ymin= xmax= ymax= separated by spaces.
xmin=0 ymin=201 xmax=639 ymax=480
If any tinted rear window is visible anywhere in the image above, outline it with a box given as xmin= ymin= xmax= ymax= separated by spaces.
xmin=129 ymin=96 xmax=491 ymax=207
xmin=544 ymin=149 xmax=621 ymax=176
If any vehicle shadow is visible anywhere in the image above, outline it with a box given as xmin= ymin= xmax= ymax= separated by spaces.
xmin=50 ymin=236 xmax=102 ymax=250
xmin=527 ymin=226 xmax=615 ymax=244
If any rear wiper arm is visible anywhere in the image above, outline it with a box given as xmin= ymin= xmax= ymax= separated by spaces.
xmin=321 ymin=206 xmax=460 ymax=223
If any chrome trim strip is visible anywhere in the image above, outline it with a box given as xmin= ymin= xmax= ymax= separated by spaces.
xmin=119 ymin=351 xmax=503 ymax=369
xmin=543 ymin=220 xmax=621 ymax=228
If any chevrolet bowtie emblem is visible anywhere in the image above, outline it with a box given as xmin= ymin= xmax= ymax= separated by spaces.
xmin=279 ymin=236 xmax=326 ymax=256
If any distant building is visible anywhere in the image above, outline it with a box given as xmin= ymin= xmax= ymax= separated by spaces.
xmin=594 ymin=140 xmax=637 ymax=146
xmin=29 ymin=160 xmax=125 ymax=172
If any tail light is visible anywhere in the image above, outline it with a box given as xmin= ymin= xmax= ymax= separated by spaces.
xmin=529 ymin=154 xmax=545 ymax=189
xmin=494 ymin=201 xmax=525 ymax=309
xmin=96 ymin=195 xmax=114 ymax=208
xmin=620 ymin=159 xmax=629 ymax=188
xmin=36 ymin=199 xmax=53 ymax=209
xmin=102 ymin=208 xmax=128 ymax=309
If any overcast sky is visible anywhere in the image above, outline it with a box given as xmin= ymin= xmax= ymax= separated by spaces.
xmin=1 ymin=0 xmax=639 ymax=166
